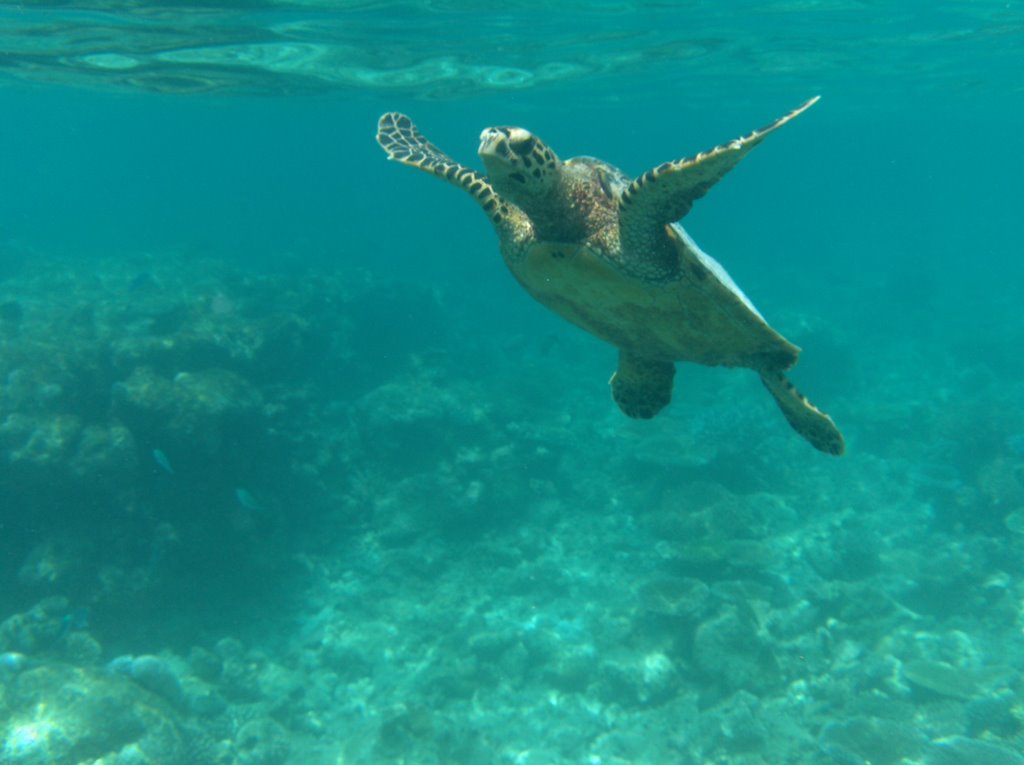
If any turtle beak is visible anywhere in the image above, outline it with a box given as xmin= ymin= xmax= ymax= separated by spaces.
xmin=478 ymin=127 xmax=509 ymax=160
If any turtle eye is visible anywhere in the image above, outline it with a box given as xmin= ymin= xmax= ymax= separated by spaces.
xmin=509 ymin=134 xmax=536 ymax=157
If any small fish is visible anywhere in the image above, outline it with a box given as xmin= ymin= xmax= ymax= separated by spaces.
xmin=1005 ymin=434 xmax=1024 ymax=457
xmin=538 ymin=333 xmax=559 ymax=356
xmin=128 ymin=271 xmax=158 ymax=291
xmin=58 ymin=606 xmax=90 ymax=638
xmin=210 ymin=292 xmax=235 ymax=315
xmin=152 ymin=448 xmax=174 ymax=475
xmin=235 ymin=487 xmax=266 ymax=511
xmin=907 ymin=461 xmax=961 ymax=492
xmin=0 ymin=652 xmax=30 ymax=673
xmin=1005 ymin=509 xmax=1024 ymax=535
xmin=105 ymin=654 xmax=135 ymax=676
xmin=818 ymin=742 xmax=866 ymax=765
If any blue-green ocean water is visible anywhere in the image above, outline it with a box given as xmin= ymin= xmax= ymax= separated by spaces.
xmin=1 ymin=3 xmax=1024 ymax=764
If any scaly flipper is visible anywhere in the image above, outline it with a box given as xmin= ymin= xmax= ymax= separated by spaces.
xmin=618 ymin=97 xmax=819 ymax=255
xmin=761 ymin=370 xmax=844 ymax=455
xmin=376 ymin=112 xmax=514 ymax=227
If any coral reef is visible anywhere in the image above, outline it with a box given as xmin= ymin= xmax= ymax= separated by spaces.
xmin=1 ymin=253 xmax=1022 ymax=764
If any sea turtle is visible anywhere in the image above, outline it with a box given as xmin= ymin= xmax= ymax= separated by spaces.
xmin=375 ymin=98 xmax=843 ymax=455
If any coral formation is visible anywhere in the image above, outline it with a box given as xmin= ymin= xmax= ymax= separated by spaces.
xmin=0 ymin=253 xmax=1022 ymax=764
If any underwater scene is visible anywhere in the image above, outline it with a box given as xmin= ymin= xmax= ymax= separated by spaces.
xmin=1 ymin=2 xmax=1024 ymax=764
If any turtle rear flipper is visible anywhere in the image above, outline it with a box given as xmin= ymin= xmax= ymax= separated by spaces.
xmin=377 ymin=112 xmax=511 ymax=226
xmin=618 ymin=97 xmax=819 ymax=254
xmin=609 ymin=351 xmax=675 ymax=419
xmin=761 ymin=371 xmax=844 ymax=455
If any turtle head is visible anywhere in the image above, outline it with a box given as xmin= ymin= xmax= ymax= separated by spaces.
xmin=478 ymin=126 xmax=561 ymax=207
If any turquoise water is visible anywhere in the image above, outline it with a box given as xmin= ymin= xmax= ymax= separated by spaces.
xmin=1 ymin=3 xmax=1024 ymax=764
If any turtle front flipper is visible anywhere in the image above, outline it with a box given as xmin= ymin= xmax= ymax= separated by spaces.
xmin=376 ymin=112 xmax=512 ymax=227
xmin=760 ymin=371 xmax=844 ymax=455
xmin=609 ymin=350 xmax=675 ymax=419
xmin=618 ymin=97 xmax=819 ymax=255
